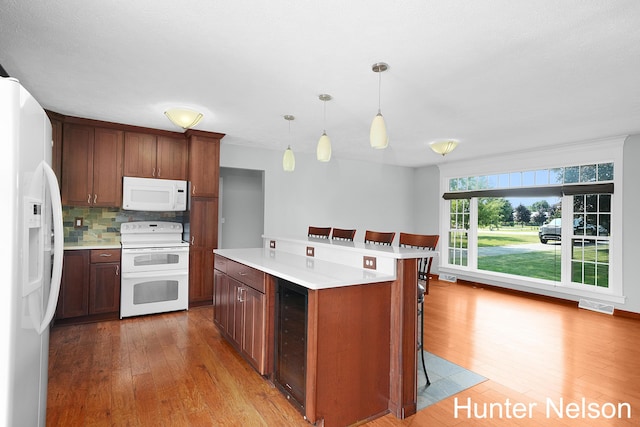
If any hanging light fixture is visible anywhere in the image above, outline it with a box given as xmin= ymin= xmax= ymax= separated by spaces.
xmin=317 ymin=94 xmax=332 ymax=162
xmin=370 ymin=62 xmax=389 ymax=149
xmin=164 ymin=107 xmax=203 ymax=129
xmin=429 ymin=139 xmax=459 ymax=156
xmin=282 ymin=115 xmax=295 ymax=172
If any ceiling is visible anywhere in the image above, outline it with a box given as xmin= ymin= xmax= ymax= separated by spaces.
xmin=2 ymin=1 xmax=639 ymax=167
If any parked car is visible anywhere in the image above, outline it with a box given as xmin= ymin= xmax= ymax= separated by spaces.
xmin=538 ymin=218 xmax=608 ymax=244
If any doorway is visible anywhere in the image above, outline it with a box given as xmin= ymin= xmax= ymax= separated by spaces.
xmin=219 ymin=167 xmax=265 ymax=249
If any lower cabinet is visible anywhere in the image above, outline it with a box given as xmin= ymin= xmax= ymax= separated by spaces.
xmin=213 ymin=255 xmax=270 ymax=375
xmin=57 ymin=249 xmax=121 ymax=322
xmin=189 ymin=247 xmax=214 ymax=306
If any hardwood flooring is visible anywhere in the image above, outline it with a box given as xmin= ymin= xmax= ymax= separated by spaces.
xmin=47 ymin=280 xmax=640 ymax=426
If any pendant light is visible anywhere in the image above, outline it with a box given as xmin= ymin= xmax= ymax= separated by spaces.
xmin=370 ymin=62 xmax=389 ymax=149
xmin=316 ymin=94 xmax=332 ymax=162
xmin=282 ymin=115 xmax=295 ymax=172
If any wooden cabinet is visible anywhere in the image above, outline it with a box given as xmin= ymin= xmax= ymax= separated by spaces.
xmin=61 ymin=124 xmax=123 ymax=207
xmin=57 ymin=250 xmax=90 ymax=319
xmin=57 ymin=249 xmax=121 ymax=322
xmin=188 ymin=133 xmax=221 ymax=198
xmin=189 ymin=198 xmax=218 ymax=247
xmin=124 ymin=132 xmax=187 ymax=180
xmin=189 ymin=247 xmax=214 ymax=305
xmin=186 ymin=131 xmax=223 ymax=306
xmin=214 ymin=255 xmax=270 ymax=375
xmin=89 ymin=249 xmax=121 ymax=315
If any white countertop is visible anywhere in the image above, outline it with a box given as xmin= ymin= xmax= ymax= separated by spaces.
xmin=64 ymin=242 xmax=121 ymax=250
xmin=264 ymin=235 xmax=439 ymax=259
xmin=214 ymin=248 xmax=397 ymax=290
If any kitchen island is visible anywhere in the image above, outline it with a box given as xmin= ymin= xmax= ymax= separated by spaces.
xmin=213 ymin=236 xmax=437 ymax=427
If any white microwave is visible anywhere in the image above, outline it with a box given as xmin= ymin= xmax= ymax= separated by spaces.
xmin=122 ymin=176 xmax=187 ymax=211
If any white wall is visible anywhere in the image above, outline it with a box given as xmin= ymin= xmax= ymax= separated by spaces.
xmin=220 ymin=144 xmax=418 ymax=244
xmin=622 ymin=135 xmax=640 ymax=314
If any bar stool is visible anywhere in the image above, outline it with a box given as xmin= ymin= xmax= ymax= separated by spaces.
xmin=331 ymin=228 xmax=356 ymax=241
xmin=308 ymin=226 xmax=331 ymax=239
xmin=364 ymin=230 xmax=395 ymax=245
xmin=399 ymin=232 xmax=439 ymax=386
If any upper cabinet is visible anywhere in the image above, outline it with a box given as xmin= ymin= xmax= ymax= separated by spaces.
xmin=124 ymin=132 xmax=187 ymax=181
xmin=61 ymin=124 xmax=123 ymax=207
xmin=187 ymin=131 xmax=222 ymax=198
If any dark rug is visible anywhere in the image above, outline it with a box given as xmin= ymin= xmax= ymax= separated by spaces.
xmin=416 ymin=351 xmax=487 ymax=410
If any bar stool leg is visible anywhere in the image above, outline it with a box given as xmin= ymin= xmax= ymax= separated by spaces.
xmin=418 ymin=299 xmax=430 ymax=385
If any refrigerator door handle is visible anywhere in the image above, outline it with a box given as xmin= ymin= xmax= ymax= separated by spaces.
xmin=34 ymin=161 xmax=63 ymax=335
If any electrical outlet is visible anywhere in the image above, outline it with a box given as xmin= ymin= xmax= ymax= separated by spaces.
xmin=306 ymin=246 xmax=315 ymax=257
xmin=74 ymin=217 xmax=83 ymax=228
xmin=270 ymin=240 xmax=276 ymax=249
xmin=363 ymin=256 xmax=377 ymax=270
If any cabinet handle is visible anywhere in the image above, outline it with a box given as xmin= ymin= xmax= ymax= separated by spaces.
xmin=152 ymin=167 xmax=156 ymax=177
xmin=87 ymin=194 xmax=91 ymax=203
xmin=115 ymin=265 xmax=119 ymax=276
xmin=94 ymin=194 xmax=97 ymax=204
xmin=192 ymin=184 xmax=196 ymax=195
xmin=238 ymin=287 xmax=245 ymax=303
xmin=191 ymin=236 xmax=195 ymax=245
xmin=99 ymin=253 xmax=112 ymax=257
xmin=238 ymin=271 xmax=248 ymax=276
xmin=157 ymin=168 xmax=161 ymax=177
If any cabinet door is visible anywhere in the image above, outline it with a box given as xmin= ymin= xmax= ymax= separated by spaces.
xmin=156 ymin=135 xmax=187 ymax=180
xmin=89 ymin=263 xmax=121 ymax=314
xmin=190 ymin=198 xmax=218 ymax=248
xmin=213 ymin=269 xmax=228 ymax=329
xmin=123 ymin=132 xmax=156 ymax=178
xmin=242 ymin=285 xmax=266 ymax=374
xmin=188 ymin=135 xmax=220 ymax=198
xmin=227 ymin=278 xmax=243 ymax=348
xmin=189 ymin=247 xmax=214 ymax=305
xmin=61 ymin=124 xmax=94 ymax=206
xmin=57 ymin=251 xmax=90 ymax=318
xmin=92 ymin=128 xmax=123 ymax=207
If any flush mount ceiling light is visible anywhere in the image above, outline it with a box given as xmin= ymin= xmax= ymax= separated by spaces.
xmin=164 ymin=107 xmax=203 ymax=129
xmin=370 ymin=62 xmax=389 ymax=149
xmin=282 ymin=115 xmax=295 ymax=172
xmin=429 ymin=139 xmax=460 ymax=156
xmin=316 ymin=94 xmax=332 ymax=162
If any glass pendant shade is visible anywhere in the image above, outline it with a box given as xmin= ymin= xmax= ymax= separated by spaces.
xmin=316 ymin=132 xmax=332 ymax=162
xmin=429 ymin=139 xmax=459 ymax=156
xmin=164 ymin=108 xmax=203 ymax=129
xmin=370 ymin=112 xmax=388 ymax=149
xmin=282 ymin=145 xmax=295 ymax=172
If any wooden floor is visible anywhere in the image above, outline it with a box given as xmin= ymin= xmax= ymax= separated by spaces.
xmin=47 ymin=280 xmax=640 ymax=426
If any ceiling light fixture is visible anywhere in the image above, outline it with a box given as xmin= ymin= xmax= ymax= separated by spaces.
xmin=164 ymin=107 xmax=203 ymax=129
xmin=282 ymin=115 xmax=295 ymax=172
xmin=317 ymin=94 xmax=332 ymax=162
xmin=370 ymin=62 xmax=389 ymax=149
xmin=429 ymin=139 xmax=459 ymax=156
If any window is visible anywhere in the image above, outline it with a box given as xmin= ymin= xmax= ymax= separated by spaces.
xmin=438 ymin=143 xmax=623 ymax=303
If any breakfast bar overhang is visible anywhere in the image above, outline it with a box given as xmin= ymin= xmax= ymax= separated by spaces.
xmin=213 ymin=236 xmax=438 ymax=427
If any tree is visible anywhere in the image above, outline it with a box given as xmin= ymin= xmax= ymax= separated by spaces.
xmin=514 ymin=204 xmax=531 ymax=226
xmin=478 ymin=198 xmax=513 ymax=229
xmin=531 ymin=200 xmax=550 ymax=226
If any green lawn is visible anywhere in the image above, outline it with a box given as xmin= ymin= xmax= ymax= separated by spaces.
xmin=478 ymin=251 xmax=561 ymax=281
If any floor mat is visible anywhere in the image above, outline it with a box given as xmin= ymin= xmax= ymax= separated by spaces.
xmin=416 ymin=351 xmax=487 ymax=410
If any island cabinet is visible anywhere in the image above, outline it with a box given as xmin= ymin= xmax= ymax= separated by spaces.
xmin=57 ymin=249 xmax=121 ymax=323
xmin=214 ymin=244 xmax=426 ymax=427
xmin=123 ymin=132 xmax=187 ymax=180
xmin=213 ymin=255 xmax=273 ymax=375
xmin=61 ymin=124 xmax=123 ymax=207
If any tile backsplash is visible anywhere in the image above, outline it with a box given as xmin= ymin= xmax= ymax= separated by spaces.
xmin=63 ymin=206 xmax=188 ymax=245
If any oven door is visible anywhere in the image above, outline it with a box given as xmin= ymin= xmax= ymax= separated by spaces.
xmin=120 ymin=270 xmax=188 ymax=318
xmin=121 ymin=246 xmax=189 ymax=273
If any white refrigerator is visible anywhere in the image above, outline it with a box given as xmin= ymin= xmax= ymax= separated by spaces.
xmin=0 ymin=76 xmax=64 ymax=427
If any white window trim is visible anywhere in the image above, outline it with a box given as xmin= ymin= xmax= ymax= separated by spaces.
xmin=438 ymin=136 xmax=626 ymax=304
